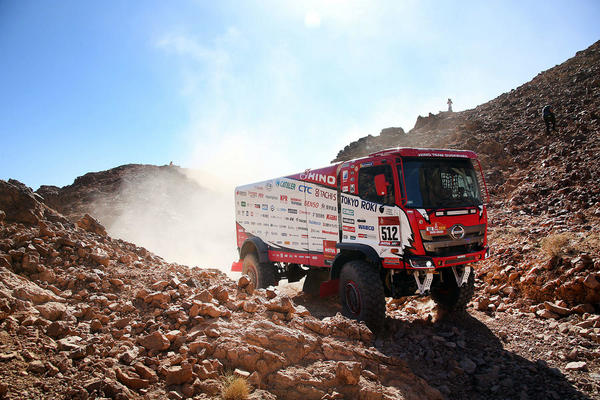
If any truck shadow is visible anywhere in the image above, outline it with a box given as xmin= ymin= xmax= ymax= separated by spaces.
xmin=291 ymin=292 xmax=589 ymax=400
xmin=379 ymin=312 xmax=590 ymax=400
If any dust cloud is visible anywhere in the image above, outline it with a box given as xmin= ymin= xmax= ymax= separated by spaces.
xmin=93 ymin=166 xmax=237 ymax=275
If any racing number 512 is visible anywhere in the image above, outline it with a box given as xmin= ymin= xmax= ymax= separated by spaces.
xmin=380 ymin=226 xmax=399 ymax=241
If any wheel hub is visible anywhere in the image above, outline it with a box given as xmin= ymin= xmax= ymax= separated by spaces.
xmin=344 ymin=280 xmax=361 ymax=315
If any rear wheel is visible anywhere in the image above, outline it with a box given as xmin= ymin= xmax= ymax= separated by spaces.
xmin=431 ymin=267 xmax=475 ymax=312
xmin=242 ymin=253 xmax=277 ymax=289
xmin=339 ymin=260 xmax=385 ymax=332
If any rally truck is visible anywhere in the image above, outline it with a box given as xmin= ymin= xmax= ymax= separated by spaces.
xmin=232 ymin=147 xmax=489 ymax=331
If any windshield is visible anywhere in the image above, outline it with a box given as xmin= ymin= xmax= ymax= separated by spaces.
xmin=399 ymin=158 xmax=483 ymax=209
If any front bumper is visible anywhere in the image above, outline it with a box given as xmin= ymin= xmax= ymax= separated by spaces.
xmin=405 ymin=247 xmax=489 ymax=270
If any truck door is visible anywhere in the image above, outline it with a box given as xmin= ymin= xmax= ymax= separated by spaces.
xmin=340 ymin=160 xmax=399 ymax=256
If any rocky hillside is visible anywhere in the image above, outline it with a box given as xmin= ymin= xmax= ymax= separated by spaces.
xmin=36 ymin=164 xmax=203 ymax=227
xmin=0 ymin=179 xmax=442 ymax=399
xmin=0 ymin=41 xmax=599 ymax=399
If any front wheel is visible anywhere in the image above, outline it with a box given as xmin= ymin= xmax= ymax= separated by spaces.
xmin=339 ymin=260 xmax=385 ymax=333
xmin=242 ymin=253 xmax=277 ymax=289
xmin=431 ymin=267 xmax=475 ymax=312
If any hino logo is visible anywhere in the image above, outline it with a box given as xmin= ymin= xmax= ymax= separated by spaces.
xmin=450 ymin=224 xmax=466 ymax=240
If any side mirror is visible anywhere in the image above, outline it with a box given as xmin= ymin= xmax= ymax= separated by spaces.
xmin=374 ymin=174 xmax=388 ymax=196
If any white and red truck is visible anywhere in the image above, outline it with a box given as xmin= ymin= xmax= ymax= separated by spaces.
xmin=232 ymin=147 xmax=489 ymax=331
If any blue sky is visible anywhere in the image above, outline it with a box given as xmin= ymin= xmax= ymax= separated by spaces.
xmin=1 ymin=0 xmax=599 ymax=190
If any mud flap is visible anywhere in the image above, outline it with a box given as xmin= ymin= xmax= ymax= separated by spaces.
xmin=231 ymin=261 xmax=243 ymax=272
xmin=413 ymin=271 xmax=434 ymax=295
xmin=319 ymin=279 xmax=339 ymax=298
xmin=451 ymin=266 xmax=471 ymax=287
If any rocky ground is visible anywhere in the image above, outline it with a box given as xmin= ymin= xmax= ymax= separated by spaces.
xmin=1 ymin=177 xmax=599 ymax=399
xmin=1 ymin=39 xmax=599 ymax=400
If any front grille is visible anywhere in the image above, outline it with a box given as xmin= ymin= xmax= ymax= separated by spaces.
xmin=420 ymin=224 xmax=485 ymax=256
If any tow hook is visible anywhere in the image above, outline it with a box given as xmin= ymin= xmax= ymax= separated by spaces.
xmin=413 ymin=270 xmax=434 ymax=295
xmin=452 ymin=266 xmax=471 ymax=287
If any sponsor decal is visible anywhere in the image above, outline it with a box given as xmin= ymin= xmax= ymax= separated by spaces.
xmin=280 ymin=195 xmax=288 ymax=202
xmin=305 ymin=200 xmax=320 ymax=208
xmin=358 ymin=224 xmax=375 ymax=231
xmin=301 ymin=234 xmax=308 ymax=238
xmin=298 ymin=184 xmax=313 ymax=194
xmin=276 ymin=180 xmax=296 ymax=190
xmin=342 ymin=170 xmax=348 ymax=181
xmin=350 ymin=235 xmax=356 ymax=240
xmin=315 ymin=188 xmax=336 ymax=201
xmin=266 ymin=195 xmax=277 ymax=200
xmin=279 ymin=207 xmax=287 ymax=212
xmin=284 ymin=241 xmax=290 ymax=245
xmin=360 ymin=161 xmax=373 ymax=167
xmin=321 ymin=204 xmax=336 ymax=211
xmin=254 ymin=204 xmax=260 ymax=209
xmin=342 ymin=208 xmax=354 ymax=216
xmin=342 ymin=186 xmax=348 ymax=192
xmin=270 ymin=205 xmax=275 ymax=211
xmin=426 ymin=223 xmax=446 ymax=235
xmin=249 ymin=191 xmax=257 ymax=198
xmin=300 ymin=172 xmax=336 ymax=186
xmin=262 ymin=204 xmax=268 ymax=210
xmin=258 ymin=193 xmax=264 ymax=198
xmin=342 ymin=217 xmax=355 ymax=224
xmin=358 ymin=233 xmax=367 ymax=238
xmin=341 ymin=195 xmax=359 ymax=207
xmin=237 ymin=191 xmax=247 ymax=196
xmin=342 ymin=226 xmax=355 ymax=232
xmin=297 ymin=227 xmax=308 ymax=231
xmin=281 ymin=233 xmax=287 ymax=237
xmin=309 ymin=220 xmax=321 ymax=226
xmin=360 ymin=200 xmax=377 ymax=212
xmin=323 ymin=240 xmax=337 ymax=259
xmin=266 ymin=182 xmax=272 ymax=191
xmin=312 ymin=212 xmax=325 ymax=218
xmin=299 ymin=210 xmax=310 ymax=215
xmin=295 ymin=218 xmax=307 ymax=223
xmin=326 ymin=214 xmax=337 ymax=221
xmin=343 ymin=235 xmax=348 ymax=239
xmin=350 ymin=184 xmax=355 ymax=193
xmin=241 ymin=201 xmax=247 ymax=207
xmin=323 ymin=222 xmax=337 ymax=228
xmin=310 ymin=228 xmax=320 ymax=233
xmin=322 ymin=230 xmax=337 ymax=235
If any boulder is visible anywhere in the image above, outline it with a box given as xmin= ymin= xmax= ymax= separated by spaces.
xmin=139 ymin=331 xmax=170 ymax=351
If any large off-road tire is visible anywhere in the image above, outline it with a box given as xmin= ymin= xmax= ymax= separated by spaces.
xmin=431 ymin=267 xmax=475 ymax=312
xmin=242 ymin=253 xmax=277 ymax=289
xmin=339 ymin=260 xmax=385 ymax=333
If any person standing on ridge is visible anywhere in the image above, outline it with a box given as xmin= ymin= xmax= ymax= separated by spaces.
xmin=542 ymin=105 xmax=556 ymax=133
xmin=447 ymin=98 xmax=453 ymax=112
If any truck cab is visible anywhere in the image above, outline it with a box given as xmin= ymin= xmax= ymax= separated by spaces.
xmin=233 ymin=147 xmax=489 ymax=332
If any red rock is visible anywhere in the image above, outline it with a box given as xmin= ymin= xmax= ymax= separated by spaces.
xmin=36 ymin=302 xmax=67 ymax=321
xmin=139 ymin=331 xmax=170 ymax=351
xmin=544 ymin=301 xmax=571 ymax=316
xmin=583 ymin=275 xmax=600 ymax=289
xmin=133 ymin=362 xmax=158 ymax=383
xmin=336 ymin=361 xmax=361 ymax=385
xmin=76 ymin=214 xmax=107 ymax=236
xmin=115 ymin=367 xmax=150 ymax=389
xmin=162 ymin=363 xmax=194 ymax=385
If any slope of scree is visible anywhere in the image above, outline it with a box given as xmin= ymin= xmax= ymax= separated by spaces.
xmin=0 ymin=179 xmax=441 ymax=399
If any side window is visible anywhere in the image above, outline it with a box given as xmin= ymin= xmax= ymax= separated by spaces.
xmin=358 ymin=165 xmax=395 ymax=205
